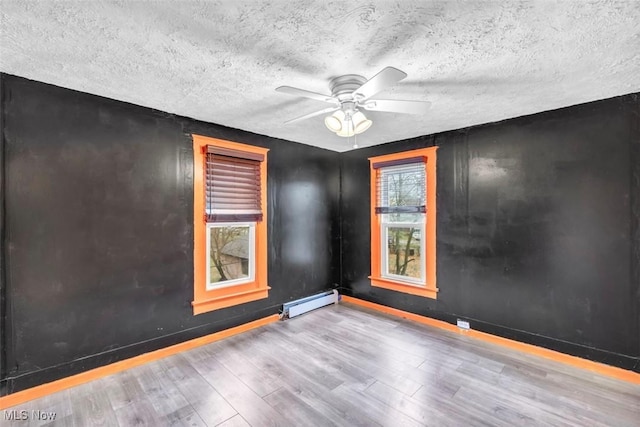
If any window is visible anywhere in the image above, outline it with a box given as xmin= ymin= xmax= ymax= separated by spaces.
xmin=192 ymin=135 xmax=269 ymax=315
xmin=369 ymin=147 xmax=437 ymax=299
xmin=206 ymin=222 xmax=255 ymax=289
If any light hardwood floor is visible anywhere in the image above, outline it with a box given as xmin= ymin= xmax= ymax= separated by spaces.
xmin=3 ymin=302 xmax=640 ymax=426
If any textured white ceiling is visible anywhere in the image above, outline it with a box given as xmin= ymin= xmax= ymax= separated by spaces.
xmin=1 ymin=1 xmax=639 ymax=152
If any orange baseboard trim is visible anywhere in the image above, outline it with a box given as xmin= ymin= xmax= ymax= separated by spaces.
xmin=0 ymin=314 xmax=280 ymax=410
xmin=341 ymin=296 xmax=640 ymax=384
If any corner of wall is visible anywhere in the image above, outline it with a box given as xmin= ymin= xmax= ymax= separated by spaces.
xmin=338 ymin=155 xmax=343 ymax=290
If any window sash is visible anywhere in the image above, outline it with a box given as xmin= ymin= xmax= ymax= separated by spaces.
xmin=206 ymin=152 xmax=262 ymax=222
xmin=375 ymin=161 xmax=426 ymax=215
xmin=206 ymin=222 xmax=256 ymax=290
xmin=380 ymin=218 xmax=425 ymax=286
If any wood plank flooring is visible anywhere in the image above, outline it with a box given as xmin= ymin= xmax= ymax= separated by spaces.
xmin=3 ymin=302 xmax=639 ymax=426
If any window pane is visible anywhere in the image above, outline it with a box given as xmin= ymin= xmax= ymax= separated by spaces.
xmin=209 ymin=225 xmax=251 ymax=285
xmin=381 ymin=164 xmax=425 ymax=208
xmin=386 ymin=227 xmax=422 ymax=279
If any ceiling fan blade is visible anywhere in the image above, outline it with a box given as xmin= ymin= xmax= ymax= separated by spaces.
xmin=284 ymin=106 xmax=339 ymax=124
xmin=354 ymin=67 xmax=408 ymax=100
xmin=276 ymin=86 xmax=337 ymax=104
xmin=362 ymin=99 xmax=431 ymax=115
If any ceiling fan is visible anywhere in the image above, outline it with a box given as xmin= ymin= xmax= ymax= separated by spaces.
xmin=276 ymin=67 xmax=431 ymax=139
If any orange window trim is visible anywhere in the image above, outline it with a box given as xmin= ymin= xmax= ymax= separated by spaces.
xmin=192 ymin=135 xmax=270 ymax=315
xmin=369 ymin=147 xmax=438 ymax=299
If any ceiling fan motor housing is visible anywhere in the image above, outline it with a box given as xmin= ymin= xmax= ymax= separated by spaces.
xmin=329 ymin=75 xmax=367 ymax=102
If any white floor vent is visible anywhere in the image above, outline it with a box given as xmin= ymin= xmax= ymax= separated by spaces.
xmin=281 ymin=290 xmax=339 ymax=319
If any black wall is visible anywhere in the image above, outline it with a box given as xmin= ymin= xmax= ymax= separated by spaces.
xmin=0 ymin=75 xmax=6 ymax=392
xmin=1 ymin=72 xmax=638 ymax=396
xmin=0 ymin=74 xmax=341 ymax=394
xmin=341 ymin=94 xmax=640 ymax=371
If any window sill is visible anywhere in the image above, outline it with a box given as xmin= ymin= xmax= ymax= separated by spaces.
xmin=192 ymin=286 xmax=270 ymax=315
xmin=369 ymin=276 xmax=438 ymax=299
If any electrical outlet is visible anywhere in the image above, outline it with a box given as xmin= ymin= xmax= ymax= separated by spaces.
xmin=457 ymin=319 xmax=470 ymax=329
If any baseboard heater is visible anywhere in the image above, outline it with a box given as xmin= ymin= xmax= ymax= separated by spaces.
xmin=281 ymin=290 xmax=339 ymax=319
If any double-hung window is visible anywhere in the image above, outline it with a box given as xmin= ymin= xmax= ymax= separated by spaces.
xmin=378 ymin=162 xmax=426 ymax=284
xmin=369 ymin=147 xmax=438 ymax=299
xmin=192 ymin=135 xmax=269 ymax=315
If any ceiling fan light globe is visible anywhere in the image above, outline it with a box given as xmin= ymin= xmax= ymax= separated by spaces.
xmin=324 ymin=116 xmax=341 ymax=132
xmin=355 ymin=119 xmax=372 ymax=134
xmin=324 ymin=110 xmax=345 ymax=132
xmin=336 ymin=127 xmax=355 ymax=137
xmin=352 ymin=111 xmax=372 ymax=134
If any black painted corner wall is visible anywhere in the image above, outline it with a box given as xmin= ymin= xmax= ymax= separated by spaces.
xmin=341 ymin=94 xmax=640 ymax=371
xmin=0 ymin=73 xmax=341 ymax=394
